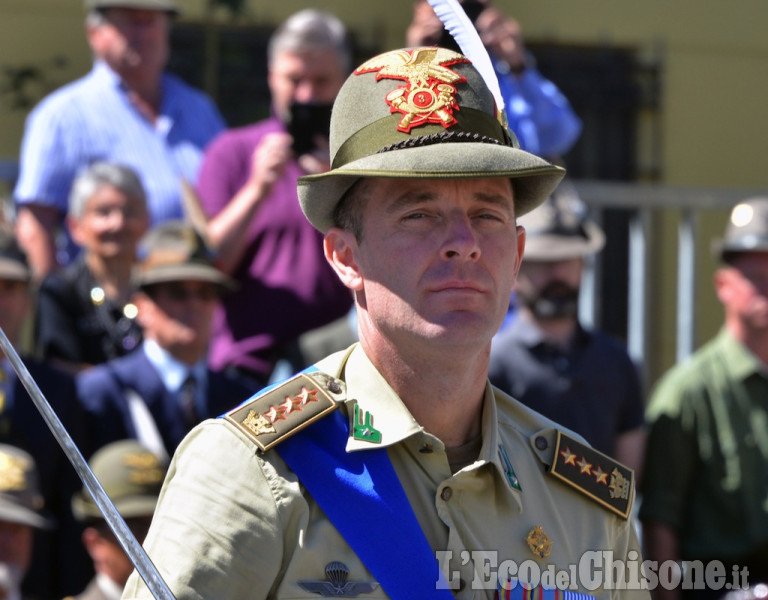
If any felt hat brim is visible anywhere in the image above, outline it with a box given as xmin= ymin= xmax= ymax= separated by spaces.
xmin=522 ymin=220 xmax=606 ymax=261
xmin=298 ymin=142 xmax=565 ymax=233
xmin=135 ymin=263 xmax=237 ymax=292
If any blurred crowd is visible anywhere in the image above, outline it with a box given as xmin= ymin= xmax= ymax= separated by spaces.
xmin=1 ymin=1 xmax=765 ymax=600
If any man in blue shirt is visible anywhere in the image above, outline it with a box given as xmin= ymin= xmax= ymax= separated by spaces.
xmin=13 ymin=0 xmax=225 ymax=280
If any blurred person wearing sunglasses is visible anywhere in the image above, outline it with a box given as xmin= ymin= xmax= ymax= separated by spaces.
xmin=75 ymin=221 xmax=255 ymax=460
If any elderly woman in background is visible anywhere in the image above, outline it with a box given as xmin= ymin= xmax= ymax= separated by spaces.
xmin=34 ymin=162 xmax=148 ymax=372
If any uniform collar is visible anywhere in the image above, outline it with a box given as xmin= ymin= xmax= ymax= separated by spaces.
xmin=319 ymin=344 xmax=525 ymax=507
xmin=716 ymin=327 xmax=768 ymax=380
xmin=142 ymin=339 xmax=207 ymax=393
xmin=334 ymin=345 xmax=423 ymax=452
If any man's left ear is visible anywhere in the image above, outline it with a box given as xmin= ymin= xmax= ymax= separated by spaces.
xmin=324 ymin=228 xmax=364 ymax=291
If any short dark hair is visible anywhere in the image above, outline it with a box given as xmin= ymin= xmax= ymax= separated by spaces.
xmin=332 ymin=179 xmax=371 ymax=242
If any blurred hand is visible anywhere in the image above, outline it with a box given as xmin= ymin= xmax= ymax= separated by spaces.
xmin=247 ymin=132 xmax=293 ymax=199
xmin=405 ymin=0 xmax=445 ymax=46
xmin=297 ymin=134 xmax=332 ymax=175
xmin=474 ymin=7 xmax=527 ymax=73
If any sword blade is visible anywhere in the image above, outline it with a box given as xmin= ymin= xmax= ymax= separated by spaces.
xmin=0 ymin=327 xmax=175 ymax=600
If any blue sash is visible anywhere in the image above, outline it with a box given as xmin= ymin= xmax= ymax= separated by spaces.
xmin=278 ymin=406 xmax=455 ymax=599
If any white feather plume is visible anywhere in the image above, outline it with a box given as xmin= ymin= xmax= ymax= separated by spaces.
xmin=425 ymin=0 xmax=505 ymax=114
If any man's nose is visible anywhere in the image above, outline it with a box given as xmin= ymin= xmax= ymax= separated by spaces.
xmin=441 ymin=215 xmax=481 ymax=261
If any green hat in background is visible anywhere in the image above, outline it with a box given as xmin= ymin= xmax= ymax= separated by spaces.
xmin=714 ymin=197 xmax=768 ymax=263
xmin=0 ymin=444 xmax=53 ymax=530
xmin=133 ymin=220 xmax=235 ymax=292
xmin=0 ymin=226 xmax=31 ymax=283
xmin=298 ymin=46 xmax=565 ymax=233
xmin=519 ymin=178 xmax=605 ymax=261
xmin=84 ymin=0 xmax=179 ymax=14
xmin=72 ymin=440 xmax=168 ymax=521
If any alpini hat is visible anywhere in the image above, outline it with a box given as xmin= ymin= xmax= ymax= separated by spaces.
xmin=714 ymin=197 xmax=768 ymax=263
xmin=133 ymin=220 xmax=235 ymax=292
xmin=0 ymin=444 xmax=53 ymax=530
xmin=0 ymin=226 xmax=31 ymax=282
xmin=72 ymin=440 xmax=168 ymax=521
xmin=297 ymin=46 xmax=566 ymax=233
xmin=519 ymin=178 xmax=605 ymax=261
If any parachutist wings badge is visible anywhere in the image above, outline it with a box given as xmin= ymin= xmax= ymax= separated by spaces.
xmin=355 ymin=47 xmax=470 ymax=133
xmin=298 ymin=561 xmax=379 ymax=597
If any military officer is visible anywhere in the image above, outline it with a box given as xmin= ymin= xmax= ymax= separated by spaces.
xmin=123 ymin=46 xmax=649 ymax=600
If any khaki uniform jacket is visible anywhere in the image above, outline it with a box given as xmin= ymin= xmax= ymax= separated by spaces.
xmin=123 ymin=344 xmax=649 ymax=600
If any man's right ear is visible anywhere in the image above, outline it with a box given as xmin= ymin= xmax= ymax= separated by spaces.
xmin=323 ymin=228 xmax=363 ymax=292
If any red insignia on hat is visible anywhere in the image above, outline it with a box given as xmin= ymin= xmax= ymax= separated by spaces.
xmin=354 ymin=47 xmax=470 ymax=133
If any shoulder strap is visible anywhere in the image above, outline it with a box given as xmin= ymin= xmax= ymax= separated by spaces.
xmin=548 ymin=431 xmax=634 ymax=519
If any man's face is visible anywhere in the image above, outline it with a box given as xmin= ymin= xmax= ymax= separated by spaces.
xmin=69 ymin=184 xmax=149 ymax=261
xmin=87 ymin=8 xmax=170 ymax=80
xmin=83 ymin=517 xmax=152 ymax=587
xmin=515 ymin=257 xmax=584 ymax=320
xmin=0 ymin=520 xmax=33 ymax=583
xmin=327 ymin=177 xmax=523 ymax=351
xmin=136 ymin=281 xmax=219 ymax=363
xmin=268 ymin=49 xmax=347 ymax=122
xmin=716 ymin=252 xmax=768 ymax=330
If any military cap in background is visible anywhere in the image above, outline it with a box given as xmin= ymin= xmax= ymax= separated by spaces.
xmin=519 ymin=178 xmax=605 ymax=262
xmin=297 ymin=46 xmax=565 ymax=233
xmin=714 ymin=197 xmax=768 ymax=263
xmin=133 ymin=220 xmax=235 ymax=292
xmin=83 ymin=0 xmax=178 ymax=14
xmin=0 ymin=444 xmax=53 ymax=529
xmin=0 ymin=226 xmax=31 ymax=282
xmin=72 ymin=439 xmax=167 ymax=521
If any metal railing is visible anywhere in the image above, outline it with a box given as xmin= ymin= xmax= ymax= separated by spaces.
xmin=574 ymin=180 xmax=768 ymax=372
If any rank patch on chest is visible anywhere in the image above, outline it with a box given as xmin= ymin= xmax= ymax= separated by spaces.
xmin=225 ymin=372 xmax=341 ymax=452
xmin=549 ymin=431 xmax=634 ymax=519
xmin=355 ymin=47 xmax=469 ymax=133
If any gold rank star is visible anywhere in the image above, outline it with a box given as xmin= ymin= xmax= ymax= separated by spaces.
xmin=577 ymin=457 xmax=593 ymax=475
xmin=560 ymin=447 xmax=577 ymax=466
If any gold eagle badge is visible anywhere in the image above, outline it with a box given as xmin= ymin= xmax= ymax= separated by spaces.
xmin=355 ymin=47 xmax=470 ymax=133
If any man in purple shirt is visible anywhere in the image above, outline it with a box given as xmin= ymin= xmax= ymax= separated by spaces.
xmin=196 ymin=9 xmax=353 ymax=386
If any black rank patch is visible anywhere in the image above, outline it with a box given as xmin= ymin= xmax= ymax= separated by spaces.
xmin=549 ymin=431 xmax=634 ymax=519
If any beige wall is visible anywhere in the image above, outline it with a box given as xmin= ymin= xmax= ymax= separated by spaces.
xmin=2 ymin=0 xmax=766 ymax=384
xmin=5 ymin=0 xmax=767 ymax=185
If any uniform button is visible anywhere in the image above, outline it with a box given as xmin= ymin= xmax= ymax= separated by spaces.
xmin=419 ymin=444 xmax=434 ymax=454
xmin=327 ymin=380 xmax=341 ymax=394
xmin=441 ymin=487 xmax=453 ymax=501
xmin=535 ymin=436 xmax=548 ymax=450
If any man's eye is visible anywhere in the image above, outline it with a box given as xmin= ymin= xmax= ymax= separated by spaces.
xmin=476 ymin=212 xmax=503 ymax=221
